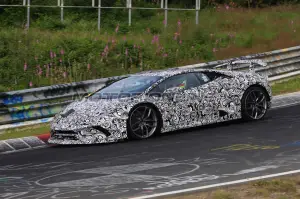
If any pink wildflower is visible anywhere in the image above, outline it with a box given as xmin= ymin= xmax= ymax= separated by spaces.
xmin=177 ymin=19 xmax=181 ymax=26
xmin=29 ymin=81 xmax=33 ymax=87
xmin=87 ymin=63 xmax=91 ymax=70
xmin=115 ymin=24 xmax=119 ymax=33
xmin=46 ymin=66 xmax=49 ymax=77
xmin=24 ymin=62 xmax=27 ymax=71
xmin=152 ymin=35 xmax=159 ymax=44
xmin=174 ymin=32 xmax=180 ymax=40
xmin=60 ymin=49 xmax=65 ymax=55
xmin=37 ymin=65 xmax=42 ymax=76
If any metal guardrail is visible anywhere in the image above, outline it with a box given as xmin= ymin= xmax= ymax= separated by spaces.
xmin=0 ymin=0 xmax=201 ymax=31
xmin=1 ymin=45 xmax=300 ymax=126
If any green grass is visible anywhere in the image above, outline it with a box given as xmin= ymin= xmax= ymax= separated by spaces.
xmin=271 ymin=75 xmax=300 ymax=95
xmin=168 ymin=175 xmax=300 ymax=199
xmin=0 ymin=75 xmax=300 ymax=141
xmin=212 ymin=190 xmax=235 ymax=199
xmin=0 ymin=124 xmax=50 ymax=140
xmin=1 ymin=5 xmax=300 ymax=92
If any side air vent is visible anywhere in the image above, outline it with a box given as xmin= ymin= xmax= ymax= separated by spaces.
xmin=92 ymin=126 xmax=111 ymax=137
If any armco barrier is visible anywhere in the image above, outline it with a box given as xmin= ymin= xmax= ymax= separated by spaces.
xmin=1 ymin=45 xmax=300 ymax=126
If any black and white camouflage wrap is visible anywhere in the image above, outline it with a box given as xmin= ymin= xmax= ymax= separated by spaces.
xmin=49 ymin=67 xmax=272 ymax=145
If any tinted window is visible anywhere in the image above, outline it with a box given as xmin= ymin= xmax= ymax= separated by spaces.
xmin=194 ymin=72 xmax=211 ymax=84
xmin=90 ymin=75 xmax=162 ymax=99
xmin=202 ymin=71 xmax=227 ymax=80
xmin=149 ymin=73 xmax=202 ymax=94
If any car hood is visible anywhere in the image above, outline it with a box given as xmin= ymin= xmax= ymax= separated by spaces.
xmin=51 ymin=97 xmax=133 ymax=131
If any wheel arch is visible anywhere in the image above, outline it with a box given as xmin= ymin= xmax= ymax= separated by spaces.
xmin=245 ymin=84 xmax=271 ymax=102
xmin=127 ymin=102 xmax=163 ymax=134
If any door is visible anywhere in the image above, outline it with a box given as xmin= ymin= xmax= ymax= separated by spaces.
xmin=198 ymin=71 xmax=238 ymax=122
xmin=147 ymin=72 xmax=206 ymax=131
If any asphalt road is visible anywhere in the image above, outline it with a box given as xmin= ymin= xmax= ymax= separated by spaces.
xmin=1 ymin=104 xmax=300 ymax=199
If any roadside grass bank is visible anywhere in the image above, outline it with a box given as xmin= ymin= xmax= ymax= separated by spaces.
xmin=1 ymin=5 xmax=300 ymax=92
xmin=166 ymin=174 xmax=300 ymax=199
xmin=271 ymin=75 xmax=300 ymax=95
xmin=0 ymin=75 xmax=299 ymax=140
xmin=0 ymin=123 xmax=50 ymax=140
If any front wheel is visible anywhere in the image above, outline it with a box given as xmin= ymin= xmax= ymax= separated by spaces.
xmin=241 ymin=86 xmax=269 ymax=121
xmin=127 ymin=104 xmax=161 ymax=140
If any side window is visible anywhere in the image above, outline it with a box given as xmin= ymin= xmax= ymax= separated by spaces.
xmin=202 ymin=71 xmax=230 ymax=81
xmin=148 ymin=73 xmax=202 ymax=95
xmin=194 ymin=72 xmax=211 ymax=85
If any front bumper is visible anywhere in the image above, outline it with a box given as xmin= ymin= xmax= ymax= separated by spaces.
xmin=48 ymin=137 xmax=118 ymax=145
xmin=49 ymin=128 xmax=125 ymax=145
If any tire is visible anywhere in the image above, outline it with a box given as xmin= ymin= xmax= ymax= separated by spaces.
xmin=241 ymin=86 xmax=269 ymax=121
xmin=127 ymin=104 xmax=162 ymax=140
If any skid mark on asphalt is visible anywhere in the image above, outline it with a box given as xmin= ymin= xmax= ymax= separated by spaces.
xmin=1 ymin=153 xmax=300 ymax=199
xmin=211 ymin=144 xmax=280 ymax=151
xmin=211 ymin=140 xmax=300 ymax=152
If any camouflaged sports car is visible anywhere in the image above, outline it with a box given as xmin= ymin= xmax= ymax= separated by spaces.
xmin=49 ymin=59 xmax=272 ymax=145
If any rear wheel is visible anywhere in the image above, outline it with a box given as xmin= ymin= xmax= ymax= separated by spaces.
xmin=241 ymin=86 xmax=268 ymax=121
xmin=127 ymin=104 xmax=161 ymax=140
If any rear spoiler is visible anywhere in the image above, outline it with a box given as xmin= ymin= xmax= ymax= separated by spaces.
xmin=214 ymin=59 xmax=267 ymax=72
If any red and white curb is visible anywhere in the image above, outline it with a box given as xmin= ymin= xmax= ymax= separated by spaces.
xmin=0 ymin=133 xmax=51 ymax=154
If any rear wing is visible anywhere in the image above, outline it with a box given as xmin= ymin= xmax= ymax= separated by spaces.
xmin=214 ymin=59 xmax=267 ymax=72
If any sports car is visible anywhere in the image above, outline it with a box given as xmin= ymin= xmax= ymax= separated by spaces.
xmin=49 ymin=59 xmax=272 ymax=144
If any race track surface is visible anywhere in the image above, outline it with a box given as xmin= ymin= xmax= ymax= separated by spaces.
xmin=1 ymin=104 xmax=300 ymax=199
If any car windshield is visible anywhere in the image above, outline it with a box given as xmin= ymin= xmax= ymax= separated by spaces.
xmin=89 ymin=75 xmax=162 ymax=99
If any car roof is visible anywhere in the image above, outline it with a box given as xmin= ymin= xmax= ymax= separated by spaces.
xmin=131 ymin=68 xmax=201 ymax=77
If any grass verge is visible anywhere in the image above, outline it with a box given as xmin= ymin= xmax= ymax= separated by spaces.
xmin=166 ymin=174 xmax=300 ymax=199
xmin=0 ymin=123 xmax=50 ymax=140
xmin=271 ymin=75 xmax=300 ymax=95
xmin=1 ymin=5 xmax=300 ymax=91
xmin=0 ymin=75 xmax=299 ymax=140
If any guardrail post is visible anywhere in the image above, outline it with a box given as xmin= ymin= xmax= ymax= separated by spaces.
xmin=26 ymin=0 xmax=30 ymax=29
xmin=92 ymin=0 xmax=95 ymax=7
xmin=164 ymin=0 xmax=168 ymax=28
xmin=195 ymin=0 xmax=200 ymax=25
xmin=23 ymin=0 xmax=26 ymax=6
xmin=127 ymin=0 xmax=132 ymax=26
xmin=161 ymin=0 xmax=164 ymax=8
xmin=98 ymin=0 xmax=101 ymax=31
xmin=57 ymin=0 xmax=60 ymax=6
xmin=60 ymin=0 xmax=64 ymax=23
